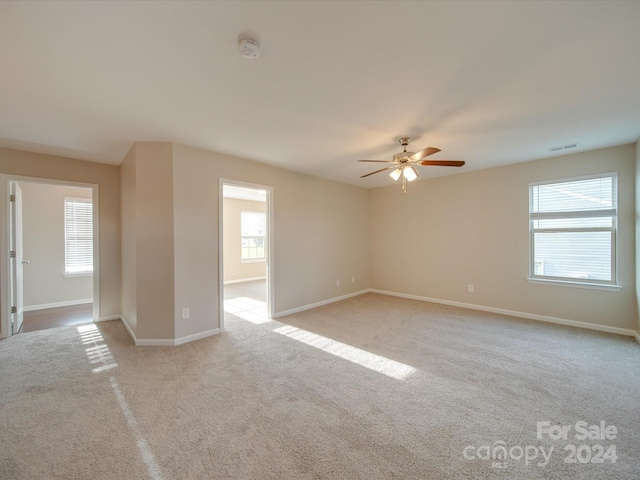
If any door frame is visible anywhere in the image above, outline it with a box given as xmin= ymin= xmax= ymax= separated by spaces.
xmin=218 ymin=178 xmax=274 ymax=331
xmin=9 ymin=182 xmax=24 ymax=335
xmin=0 ymin=175 xmax=100 ymax=339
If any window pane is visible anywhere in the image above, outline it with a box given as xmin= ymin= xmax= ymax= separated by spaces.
xmin=241 ymin=211 xmax=266 ymax=236
xmin=241 ymin=211 xmax=266 ymax=260
xmin=534 ymin=217 xmax=612 ymax=229
xmin=533 ymin=231 xmax=611 ymax=281
xmin=532 ymin=177 xmax=614 ymax=213
xmin=241 ymin=237 xmax=265 ymax=260
xmin=530 ymin=174 xmax=617 ymax=284
xmin=65 ymin=198 xmax=93 ymax=273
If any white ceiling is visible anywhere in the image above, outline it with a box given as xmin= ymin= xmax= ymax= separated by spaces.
xmin=1 ymin=1 xmax=639 ymax=188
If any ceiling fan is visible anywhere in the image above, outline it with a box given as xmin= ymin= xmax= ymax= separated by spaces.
xmin=359 ymin=137 xmax=465 ymax=193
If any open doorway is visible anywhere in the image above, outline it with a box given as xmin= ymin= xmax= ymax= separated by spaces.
xmin=5 ymin=178 xmax=96 ymax=336
xmin=220 ymin=180 xmax=274 ymax=331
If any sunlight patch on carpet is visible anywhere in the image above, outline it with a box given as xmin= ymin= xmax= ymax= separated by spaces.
xmin=77 ymin=324 xmax=118 ymax=373
xmin=224 ymin=296 xmax=271 ymax=324
xmin=110 ymin=377 xmax=164 ymax=480
xmin=273 ymin=325 xmax=417 ymax=380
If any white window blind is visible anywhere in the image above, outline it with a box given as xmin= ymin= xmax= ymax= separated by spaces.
xmin=65 ymin=198 xmax=93 ymax=274
xmin=241 ymin=211 xmax=266 ymax=260
xmin=529 ymin=174 xmax=617 ymax=285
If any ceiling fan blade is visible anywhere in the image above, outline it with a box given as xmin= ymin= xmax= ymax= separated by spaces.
xmin=360 ymin=167 xmax=395 ymax=178
xmin=418 ymin=160 xmax=465 ymax=167
xmin=409 ymin=147 xmax=441 ymax=161
xmin=358 ymin=159 xmax=394 ymax=163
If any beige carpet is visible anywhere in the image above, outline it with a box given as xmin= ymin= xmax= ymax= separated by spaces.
xmin=1 ymin=293 xmax=639 ymax=479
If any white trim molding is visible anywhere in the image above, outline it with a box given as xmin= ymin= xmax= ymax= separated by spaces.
xmin=24 ymin=298 xmax=93 ymax=312
xmin=115 ymin=314 xmax=136 ymax=343
xmin=527 ymin=278 xmax=622 ymax=292
xmin=117 ymin=314 xmax=220 ymax=346
xmin=370 ymin=289 xmax=637 ymax=338
xmin=219 ymin=178 xmax=276 ymax=332
xmin=174 ymin=329 xmax=221 ymax=346
xmin=108 ymin=295 xmax=640 ymax=347
xmin=273 ymin=289 xmax=370 ymax=318
xmin=0 ymin=174 xmax=100 ymax=338
xmin=135 ymin=328 xmax=221 ymax=347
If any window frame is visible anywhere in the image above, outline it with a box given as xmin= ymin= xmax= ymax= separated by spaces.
xmin=64 ymin=197 xmax=94 ymax=276
xmin=240 ymin=210 xmax=266 ymax=263
xmin=528 ymin=173 xmax=620 ymax=290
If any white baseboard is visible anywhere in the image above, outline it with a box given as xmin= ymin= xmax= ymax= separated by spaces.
xmin=174 ymin=328 xmax=221 ymax=346
xmin=117 ymin=314 xmax=137 ymax=344
xmin=134 ymin=328 xmax=221 ymax=346
xmin=371 ymin=289 xmax=637 ymax=338
xmin=102 ymin=294 xmax=640 ymax=347
xmin=273 ymin=289 xmax=370 ymax=318
xmin=224 ymin=277 xmax=266 ymax=285
xmin=134 ymin=338 xmax=176 ymax=347
xmin=24 ymin=298 xmax=93 ymax=312
xmin=117 ymin=314 xmax=220 ymax=346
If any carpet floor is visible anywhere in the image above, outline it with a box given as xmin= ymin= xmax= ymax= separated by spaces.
xmin=0 ymin=292 xmax=638 ymax=479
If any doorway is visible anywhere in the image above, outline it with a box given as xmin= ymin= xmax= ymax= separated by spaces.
xmin=1 ymin=176 xmax=98 ymax=338
xmin=219 ymin=180 xmax=274 ymax=331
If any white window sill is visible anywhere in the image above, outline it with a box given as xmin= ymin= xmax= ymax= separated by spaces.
xmin=241 ymin=258 xmax=266 ymax=264
xmin=63 ymin=272 xmax=93 ymax=278
xmin=527 ymin=278 xmax=622 ymax=291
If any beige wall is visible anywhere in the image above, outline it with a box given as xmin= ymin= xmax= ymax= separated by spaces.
xmin=371 ymin=144 xmax=636 ymax=331
xmin=120 ymin=143 xmax=175 ymax=340
xmin=20 ymin=182 xmax=93 ymax=308
xmin=0 ymin=147 xmax=120 ymax=320
xmin=223 ymin=198 xmax=267 ymax=282
xmin=172 ymin=142 xmax=371 ymax=339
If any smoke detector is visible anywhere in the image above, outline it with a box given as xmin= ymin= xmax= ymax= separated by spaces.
xmin=239 ymin=38 xmax=260 ymax=59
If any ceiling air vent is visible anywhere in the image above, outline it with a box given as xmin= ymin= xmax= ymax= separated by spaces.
xmin=550 ymin=143 xmax=578 ymax=152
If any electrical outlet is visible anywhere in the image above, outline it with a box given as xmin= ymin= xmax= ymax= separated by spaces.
xmin=182 ymin=307 xmax=190 ymax=319
xmin=352 ymin=276 xmax=355 ymax=283
xmin=336 ymin=279 xmax=340 ymax=287
xmin=468 ymin=285 xmax=474 ymax=293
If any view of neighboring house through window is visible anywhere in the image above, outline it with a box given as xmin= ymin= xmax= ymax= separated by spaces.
xmin=529 ymin=173 xmax=617 ymax=286
xmin=241 ymin=211 xmax=266 ymax=261
xmin=64 ymin=197 xmax=93 ymax=274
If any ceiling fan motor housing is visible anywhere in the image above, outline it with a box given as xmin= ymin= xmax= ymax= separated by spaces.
xmin=393 ymin=152 xmax=413 ymax=162
xmin=357 ymin=135 xmax=464 ymax=192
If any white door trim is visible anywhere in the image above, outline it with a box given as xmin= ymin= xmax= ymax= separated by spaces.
xmin=219 ymin=178 xmax=274 ymax=332
xmin=9 ymin=182 xmax=24 ymax=335
xmin=0 ymin=175 xmax=100 ymax=339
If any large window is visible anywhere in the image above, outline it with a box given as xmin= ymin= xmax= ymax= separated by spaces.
xmin=529 ymin=174 xmax=617 ymax=286
xmin=64 ymin=198 xmax=93 ymax=274
xmin=241 ymin=211 xmax=266 ymax=261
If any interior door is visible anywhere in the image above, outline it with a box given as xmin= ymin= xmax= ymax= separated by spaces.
xmin=10 ymin=182 xmax=24 ymax=335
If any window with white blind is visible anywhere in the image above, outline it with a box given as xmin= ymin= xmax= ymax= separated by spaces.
xmin=529 ymin=174 xmax=618 ymax=287
xmin=64 ymin=198 xmax=93 ymax=274
xmin=241 ymin=211 xmax=266 ymax=261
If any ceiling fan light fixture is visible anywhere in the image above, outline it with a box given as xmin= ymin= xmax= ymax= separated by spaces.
xmin=390 ymin=168 xmax=402 ymax=181
xmin=403 ymin=166 xmax=418 ymax=182
xmin=358 ymin=136 xmax=464 ymax=193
